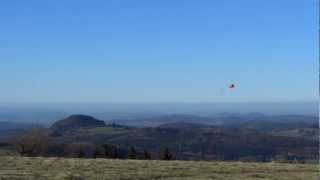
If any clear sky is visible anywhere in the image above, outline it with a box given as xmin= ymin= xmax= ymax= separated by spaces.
xmin=0 ymin=0 xmax=318 ymax=103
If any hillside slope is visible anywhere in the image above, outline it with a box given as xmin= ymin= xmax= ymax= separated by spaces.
xmin=0 ymin=156 xmax=318 ymax=180
xmin=51 ymin=115 xmax=106 ymax=135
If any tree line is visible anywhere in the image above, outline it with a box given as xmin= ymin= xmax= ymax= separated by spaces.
xmin=8 ymin=127 xmax=319 ymax=163
xmin=10 ymin=128 xmax=173 ymax=160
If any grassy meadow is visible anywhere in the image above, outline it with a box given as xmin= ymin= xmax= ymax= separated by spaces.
xmin=0 ymin=156 xmax=318 ymax=180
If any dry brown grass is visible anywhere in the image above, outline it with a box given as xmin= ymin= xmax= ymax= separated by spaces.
xmin=0 ymin=156 xmax=318 ymax=180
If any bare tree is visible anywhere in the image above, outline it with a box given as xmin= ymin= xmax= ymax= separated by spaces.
xmin=64 ymin=142 xmax=96 ymax=158
xmin=11 ymin=128 xmax=51 ymax=157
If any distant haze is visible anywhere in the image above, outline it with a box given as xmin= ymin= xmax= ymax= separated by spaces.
xmin=0 ymin=102 xmax=317 ymax=125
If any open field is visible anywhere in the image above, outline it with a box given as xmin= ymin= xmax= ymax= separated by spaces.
xmin=0 ymin=156 xmax=318 ymax=180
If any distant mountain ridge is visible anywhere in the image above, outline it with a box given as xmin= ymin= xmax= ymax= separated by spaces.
xmin=115 ymin=114 xmax=217 ymax=127
xmin=0 ymin=121 xmax=38 ymax=131
xmin=113 ymin=113 xmax=318 ymax=128
xmin=158 ymin=121 xmax=210 ymax=130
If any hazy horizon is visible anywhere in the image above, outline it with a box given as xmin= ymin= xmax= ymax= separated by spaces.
xmin=0 ymin=101 xmax=317 ymax=124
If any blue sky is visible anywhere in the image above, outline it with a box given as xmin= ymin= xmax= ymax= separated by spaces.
xmin=0 ymin=0 xmax=317 ymax=103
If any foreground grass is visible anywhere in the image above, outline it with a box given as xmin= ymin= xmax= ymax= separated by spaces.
xmin=0 ymin=156 xmax=318 ymax=180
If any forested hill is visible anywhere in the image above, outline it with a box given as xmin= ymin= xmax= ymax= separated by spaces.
xmin=1 ymin=114 xmax=318 ymax=162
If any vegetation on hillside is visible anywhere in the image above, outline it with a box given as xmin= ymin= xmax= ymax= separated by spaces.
xmin=1 ymin=114 xmax=317 ymax=163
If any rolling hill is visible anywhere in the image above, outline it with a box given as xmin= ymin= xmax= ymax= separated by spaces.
xmin=45 ymin=114 xmax=319 ymax=162
xmin=1 ymin=114 xmax=318 ymax=162
xmin=50 ymin=115 xmax=106 ymax=135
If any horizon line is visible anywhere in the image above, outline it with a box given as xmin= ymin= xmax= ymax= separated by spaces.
xmin=0 ymin=101 xmax=317 ymax=105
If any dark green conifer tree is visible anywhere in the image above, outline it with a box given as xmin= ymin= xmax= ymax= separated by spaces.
xmin=128 ymin=146 xmax=137 ymax=159
xmin=143 ymin=150 xmax=151 ymax=160
xmin=161 ymin=147 xmax=173 ymax=160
